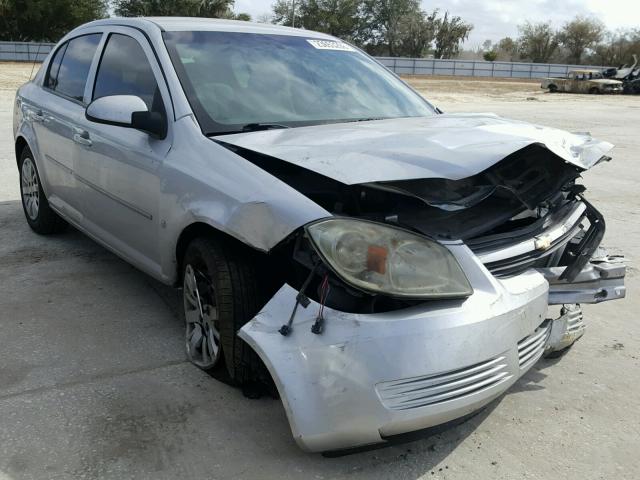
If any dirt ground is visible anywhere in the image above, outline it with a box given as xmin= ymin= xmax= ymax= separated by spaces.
xmin=1 ymin=61 xmax=639 ymax=480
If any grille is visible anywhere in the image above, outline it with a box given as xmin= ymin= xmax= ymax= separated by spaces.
xmin=518 ymin=322 xmax=551 ymax=370
xmin=376 ymin=356 xmax=512 ymax=411
xmin=471 ymin=201 xmax=587 ymax=278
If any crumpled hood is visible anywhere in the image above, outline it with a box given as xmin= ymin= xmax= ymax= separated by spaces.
xmin=215 ymin=113 xmax=613 ymax=185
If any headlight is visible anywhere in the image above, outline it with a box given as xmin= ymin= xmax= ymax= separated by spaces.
xmin=305 ymin=218 xmax=473 ymax=299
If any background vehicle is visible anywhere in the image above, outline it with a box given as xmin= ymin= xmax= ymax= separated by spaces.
xmin=541 ymin=69 xmax=623 ymax=93
xmin=13 ymin=18 xmax=626 ymax=452
xmin=623 ymin=77 xmax=640 ymax=94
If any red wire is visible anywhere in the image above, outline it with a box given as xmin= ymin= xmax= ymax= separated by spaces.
xmin=318 ymin=274 xmax=329 ymax=320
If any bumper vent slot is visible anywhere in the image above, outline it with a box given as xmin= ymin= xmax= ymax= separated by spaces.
xmin=517 ymin=322 xmax=551 ymax=370
xmin=376 ymin=356 xmax=512 ymax=411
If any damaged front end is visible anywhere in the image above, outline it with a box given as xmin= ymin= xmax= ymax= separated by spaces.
xmin=216 ymin=117 xmax=626 ymax=452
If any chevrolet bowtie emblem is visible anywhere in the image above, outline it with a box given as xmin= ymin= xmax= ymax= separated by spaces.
xmin=534 ymin=235 xmax=552 ymax=251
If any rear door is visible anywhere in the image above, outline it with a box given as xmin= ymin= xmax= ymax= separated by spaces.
xmin=29 ymin=33 xmax=102 ymax=216
xmin=72 ymin=28 xmax=172 ymax=274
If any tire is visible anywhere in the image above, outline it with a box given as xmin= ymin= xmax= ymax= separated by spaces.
xmin=548 ymin=84 xmax=558 ymax=93
xmin=589 ymin=87 xmax=599 ymax=94
xmin=18 ymin=146 xmax=67 ymax=234
xmin=180 ymin=236 xmax=268 ymax=389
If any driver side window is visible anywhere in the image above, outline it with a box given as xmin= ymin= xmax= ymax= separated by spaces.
xmin=93 ymin=33 xmax=165 ymax=116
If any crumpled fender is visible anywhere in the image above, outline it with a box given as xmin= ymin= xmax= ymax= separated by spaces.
xmin=237 ymin=243 xmax=550 ymax=452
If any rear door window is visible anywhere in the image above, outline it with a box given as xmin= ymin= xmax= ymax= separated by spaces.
xmin=93 ymin=33 xmax=164 ymax=114
xmin=51 ymin=34 xmax=101 ymax=102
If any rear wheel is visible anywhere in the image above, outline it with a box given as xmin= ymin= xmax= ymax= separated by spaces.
xmin=18 ymin=147 xmax=67 ymax=234
xmin=180 ymin=236 xmax=267 ymax=387
xmin=548 ymin=84 xmax=558 ymax=93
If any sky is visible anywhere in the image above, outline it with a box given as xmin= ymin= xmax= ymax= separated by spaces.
xmin=232 ymin=0 xmax=640 ymax=48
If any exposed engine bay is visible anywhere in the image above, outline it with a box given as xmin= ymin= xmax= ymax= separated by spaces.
xmin=211 ymin=114 xmax=625 ymax=452
xmin=218 ymin=140 xmax=609 ymax=314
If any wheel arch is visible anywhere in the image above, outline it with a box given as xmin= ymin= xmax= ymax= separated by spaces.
xmin=15 ymin=135 xmax=29 ymax=166
xmin=174 ymin=221 xmax=270 ymax=286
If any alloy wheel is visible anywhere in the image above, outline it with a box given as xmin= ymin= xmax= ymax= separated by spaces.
xmin=21 ymin=157 xmax=39 ymax=220
xmin=183 ymin=263 xmax=221 ymax=369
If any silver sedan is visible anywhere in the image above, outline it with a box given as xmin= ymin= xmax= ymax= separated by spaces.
xmin=13 ymin=17 xmax=626 ymax=453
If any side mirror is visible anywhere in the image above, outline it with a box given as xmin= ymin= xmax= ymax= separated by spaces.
xmin=86 ymin=95 xmax=166 ymax=138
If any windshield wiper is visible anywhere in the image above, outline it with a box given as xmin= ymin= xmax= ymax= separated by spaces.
xmin=343 ymin=117 xmax=389 ymax=123
xmin=207 ymin=123 xmax=291 ymax=137
xmin=241 ymin=123 xmax=290 ymax=132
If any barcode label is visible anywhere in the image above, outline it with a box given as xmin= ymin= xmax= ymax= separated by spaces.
xmin=306 ymin=39 xmax=355 ymax=51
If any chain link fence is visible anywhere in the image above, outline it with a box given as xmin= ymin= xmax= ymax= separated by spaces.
xmin=376 ymin=57 xmax=609 ymax=79
xmin=0 ymin=41 xmax=55 ymax=62
xmin=1 ymin=41 xmax=609 ymax=80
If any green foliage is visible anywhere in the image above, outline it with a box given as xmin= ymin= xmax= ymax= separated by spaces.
xmin=433 ymin=11 xmax=472 ymax=59
xmin=113 ymin=0 xmax=234 ymax=18
xmin=496 ymin=37 xmax=518 ymax=61
xmin=271 ymin=1 xmax=472 ymax=59
xmin=359 ymin=0 xmax=421 ymax=56
xmin=0 ymin=0 xmax=108 ymax=41
xmin=517 ymin=21 xmax=558 ymax=63
xmin=272 ymin=0 xmax=363 ymax=39
xmin=590 ymin=29 xmax=640 ymax=67
xmin=557 ymin=16 xmax=604 ymax=64
xmin=396 ymin=9 xmax=437 ymax=58
xmin=234 ymin=12 xmax=251 ymax=22
xmin=483 ymin=50 xmax=497 ymax=62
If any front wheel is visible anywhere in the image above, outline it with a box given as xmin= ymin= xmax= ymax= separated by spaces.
xmin=180 ymin=236 xmax=267 ymax=386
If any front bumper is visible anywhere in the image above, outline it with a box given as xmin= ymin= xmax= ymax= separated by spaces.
xmin=239 ymin=243 xmax=625 ymax=452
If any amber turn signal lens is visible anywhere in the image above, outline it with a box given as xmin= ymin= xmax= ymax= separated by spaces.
xmin=367 ymin=245 xmax=388 ymax=274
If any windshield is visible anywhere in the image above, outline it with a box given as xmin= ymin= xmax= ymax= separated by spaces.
xmin=163 ymin=31 xmax=436 ymax=135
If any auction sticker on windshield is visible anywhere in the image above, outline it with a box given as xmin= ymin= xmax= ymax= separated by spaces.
xmin=306 ymin=39 xmax=355 ymax=51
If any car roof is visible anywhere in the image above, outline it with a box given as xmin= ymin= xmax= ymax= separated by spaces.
xmin=78 ymin=16 xmax=335 ymax=39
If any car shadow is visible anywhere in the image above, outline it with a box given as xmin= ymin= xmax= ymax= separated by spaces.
xmin=0 ymin=199 xmax=527 ymax=477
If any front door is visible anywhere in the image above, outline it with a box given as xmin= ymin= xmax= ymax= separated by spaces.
xmin=73 ymin=29 xmax=172 ymax=275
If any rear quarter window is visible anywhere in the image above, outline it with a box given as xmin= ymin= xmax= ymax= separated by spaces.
xmin=45 ymin=42 xmax=68 ymax=90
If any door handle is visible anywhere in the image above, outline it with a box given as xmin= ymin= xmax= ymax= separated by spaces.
xmin=72 ymin=128 xmax=92 ymax=147
xmin=32 ymin=110 xmax=46 ymax=123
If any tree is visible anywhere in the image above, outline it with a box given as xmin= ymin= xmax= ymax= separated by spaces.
xmin=270 ymin=0 xmax=473 ymax=58
xmin=591 ymin=29 xmax=640 ymax=67
xmin=0 ymin=0 xmax=108 ymax=41
xmin=483 ymin=50 xmax=497 ymax=61
xmin=433 ymin=11 xmax=473 ymax=59
xmin=361 ymin=0 xmax=421 ymax=56
xmin=273 ymin=0 xmax=363 ymax=40
xmin=496 ymin=36 xmax=518 ymax=61
xmin=517 ymin=21 xmax=558 ymax=63
xmin=272 ymin=0 xmax=304 ymax=28
xmin=395 ymin=9 xmax=437 ymax=57
xmin=113 ymin=0 xmax=234 ymax=18
xmin=234 ymin=12 xmax=251 ymax=21
xmin=558 ymin=16 xmax=604 ymax=64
